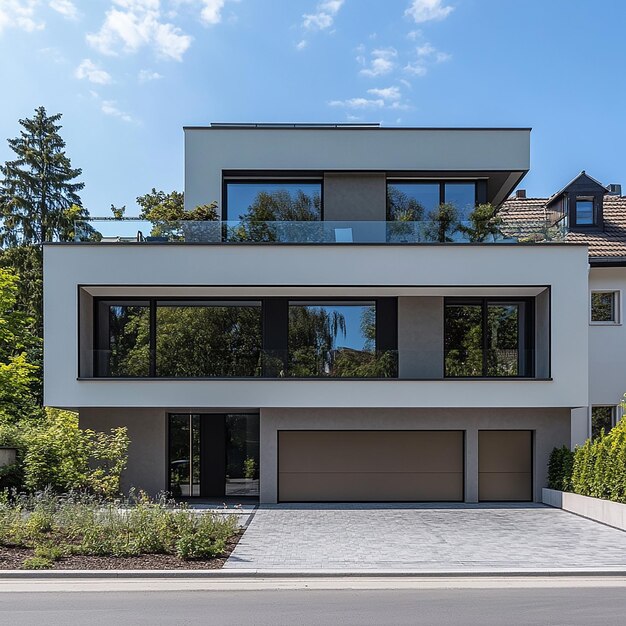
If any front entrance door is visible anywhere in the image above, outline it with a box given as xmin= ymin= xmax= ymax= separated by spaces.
xmin=168 ymin=413 xmax=259 ymax=498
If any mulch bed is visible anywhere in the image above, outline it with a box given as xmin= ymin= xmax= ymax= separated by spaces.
xmin=0 ymin=531 xmax=242 ymax=570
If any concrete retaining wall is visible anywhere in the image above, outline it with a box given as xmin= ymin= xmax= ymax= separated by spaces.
xmin=543 ymin=488 xmax=626 ymax=531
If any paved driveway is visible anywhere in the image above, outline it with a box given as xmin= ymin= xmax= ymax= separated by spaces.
xmin=224 ymin=503 xmax=626 ymax=571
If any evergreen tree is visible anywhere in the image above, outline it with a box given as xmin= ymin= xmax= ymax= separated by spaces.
xmin=0 ymin=106 xmax=87 ymax=246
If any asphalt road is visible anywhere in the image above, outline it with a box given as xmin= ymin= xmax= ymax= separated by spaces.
xmin=1 ymin=587 xmax=626 ymax=625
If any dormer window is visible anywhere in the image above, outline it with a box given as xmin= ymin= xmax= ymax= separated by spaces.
xmin=574 ymin=197 xmax=595 ymax=226
xmin=546 ymin=171 xmax=608 ymax=232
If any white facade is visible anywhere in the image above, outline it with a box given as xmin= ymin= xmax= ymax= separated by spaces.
xmin=44 ymin=243 xmax=589 ymax=411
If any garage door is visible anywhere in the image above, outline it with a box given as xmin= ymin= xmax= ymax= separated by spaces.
xmin=278 ymin=430 xmax=464 ymax=502
xmin=478 ymin=430 xmax=532 ymax=501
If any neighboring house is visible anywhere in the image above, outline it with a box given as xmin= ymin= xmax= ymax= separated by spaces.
xmin=43 ymin=124 xmax=590 ymax=504
xmin=501 ymin=172 xmax=626 ymax=444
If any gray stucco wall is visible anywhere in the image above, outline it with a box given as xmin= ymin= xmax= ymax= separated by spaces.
xmin=398 ymin=296 xmax=443 ymax=378
xmin=323 ymin=173 xmax=386 ymax=221
xmin=79 ymin=408 xmax=167 ymax=496
xmin=260 ymin=407 xmax=571 ymax=504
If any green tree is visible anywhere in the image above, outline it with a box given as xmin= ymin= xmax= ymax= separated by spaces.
xmin=0 ymin=267 xmax=41 ymax=422
xmin=135 ymin=189 xmax=218 ymax=239
xmin=459 ymin=203 xmax=503 ymax=242
xmin=0 ymin=107 xmax=87 ymax=246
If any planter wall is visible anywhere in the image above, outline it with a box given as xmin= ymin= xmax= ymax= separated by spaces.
xmin=543 ymin=487 xmax=626 ymax=531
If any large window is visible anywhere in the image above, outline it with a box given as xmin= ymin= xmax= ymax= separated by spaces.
xmin=156 ymin=302 xmax=262 ymax=377
xmin=97 ymin=301 xmax=151 ymax=377
xmin=224 ymin=181 xmax=322 ymax=222
xmin=386 ymin=181 xmax=477 ymax=221
xmin=444 ymin=298 xmax=533 ymax=378
xmin=287 ymin=301 xmax=386 ymax=377
xmin=96 ymin=300 xmax=262 ymax=377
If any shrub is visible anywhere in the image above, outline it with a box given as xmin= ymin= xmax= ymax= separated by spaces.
xmin=547 ymin=446 xmax=574 ymax=491
xmin=21 ymin=556 xmax=53 ymax=570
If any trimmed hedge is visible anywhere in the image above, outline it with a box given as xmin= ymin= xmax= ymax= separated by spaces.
xmin=548 ymin=416 xmax=626 ymax=503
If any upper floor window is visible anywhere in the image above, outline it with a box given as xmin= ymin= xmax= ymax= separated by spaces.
xmin=444 ymin=298 xmax=533 ymax=378
xmin=386 ymin=181 xmax=477 ymax=221
xmin=287 ymin=301 xmax=379 ymax=377
xmin=224 ymin=181 xmax=322 ymax=222
xmin=590 ymin=291 xmax=620 ymax=324
xmin=575 ymin=197 xmax=595 ymax=226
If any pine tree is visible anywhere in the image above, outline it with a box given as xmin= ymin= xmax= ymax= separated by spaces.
xmin=0 ymin=106 xmax=87 ymax=245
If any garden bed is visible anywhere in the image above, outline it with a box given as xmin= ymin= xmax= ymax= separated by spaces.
xmin=0 ymin=531 xmax=242 ymax=570
xmin=0 ymin=492 xmax=243 ymax=570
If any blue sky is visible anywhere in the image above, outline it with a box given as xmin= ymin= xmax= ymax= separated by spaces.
xmin=0 ymin=0 xmax=625 ymax=215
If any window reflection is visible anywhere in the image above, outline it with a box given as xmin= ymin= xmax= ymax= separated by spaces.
xmin=288 ymin=301 xmax=385 ymax=377
xmin=225 ymin=182 xmax=322 ymax=222
xmin=156 ymin=302 xmax=262 ymax=377
xmin=444 ymin=183 xmax=476 ymax=220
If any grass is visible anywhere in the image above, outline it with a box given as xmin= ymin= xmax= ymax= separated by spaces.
xmin=0 ymin=490 xmax=239 ymax=569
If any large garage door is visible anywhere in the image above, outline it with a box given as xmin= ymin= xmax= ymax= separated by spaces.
xmin=278 ymin=430 xmax=464 ymax=502
xmin=478 ymin=430 xmax=532 ymax=501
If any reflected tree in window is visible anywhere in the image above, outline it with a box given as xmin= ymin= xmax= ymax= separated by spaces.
xmin=591 ymin=292 xmax=615 ymax=322
xmin=156 ymin=304 xmax=262 ymax=377
xmin=486 ymin=304 xmax=519 ymax=376
xmin=107 ymin=305 xmax=150 ymax=376
xmin=444 ymin=304 xmax=483 ymax=377
xmin=591 ymin=406 xmax=614 ymax=439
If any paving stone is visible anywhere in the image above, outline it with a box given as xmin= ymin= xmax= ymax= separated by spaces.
xmin=224 ymin=503 xmax=626 ymax=570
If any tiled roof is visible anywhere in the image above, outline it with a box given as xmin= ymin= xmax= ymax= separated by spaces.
xmin=499 ymin=195 xmax=626 ymax=259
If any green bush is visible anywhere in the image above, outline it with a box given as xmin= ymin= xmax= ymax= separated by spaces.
xmin=0 ymin=408 xmax=129 ymax=496
xmin=548 ymin=411 xmax=626 ymax=504
xmin=547 ymin=446 xmax=574 ymax=491
xmin=21 ymin=556 xmax=53 ymax=570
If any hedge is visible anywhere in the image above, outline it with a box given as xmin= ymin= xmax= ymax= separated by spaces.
xmin=548 ymin=416 xmax=626 ymax=503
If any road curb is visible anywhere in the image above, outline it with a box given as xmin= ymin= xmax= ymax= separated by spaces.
xmin=2 ymin=568 xmax=626 ymax=579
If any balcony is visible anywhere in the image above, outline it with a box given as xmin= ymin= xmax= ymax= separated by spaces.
xmin=88 ymin=347 xmax=537 ymax=380
xmin=73 ymin=218 xmax=566 ymax=245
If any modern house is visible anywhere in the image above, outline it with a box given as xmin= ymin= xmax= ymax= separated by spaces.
xmin=43 ymin=123 xmax=596 ymax=504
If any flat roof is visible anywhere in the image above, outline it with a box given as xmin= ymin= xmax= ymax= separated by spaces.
xmin=184 ymin=123 xmax=533 ymax=131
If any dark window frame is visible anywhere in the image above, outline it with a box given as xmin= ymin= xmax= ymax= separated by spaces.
xmin=590 ymin=290 xmax=620 ymax=324
xmin=222 ymin=178 xmax=325 ymax=222
xmin=443 ymin=297 xmax=535 ymax=379
xmin=385 ymin=179 xmax=480 ymax=220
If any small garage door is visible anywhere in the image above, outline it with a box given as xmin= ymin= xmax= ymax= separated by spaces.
xmin=278 ymin=430 xmax=464 ymax=502
xmin=478 ymin=430 xmax=532 ymax=502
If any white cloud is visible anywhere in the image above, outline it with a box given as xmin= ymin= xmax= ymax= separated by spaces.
xmin=359 ymin=47 xmax=397 ymax=77
xmin=416 ymin=42 xmax=435 ymax=57
xmin=101 ymin=99 xmax=134 ymax=123
xmin=367 ymin=86 xmax=401 ymax=100
xmin=328 ymin=97 xmax=385 ymax=109
xmin=302 ymin=0 xmax=343 ymax=31
xmin=174 ymin=0 xmax=229 ymax=24
xmin=138 ymin=68 xmax=163 ymax=82
xmin=296 ymin=39 xmax=307 ymax=50
xmin=405 ymin=0 xmax=453 ymax=24
xmin=49 ymin=0 xmax=77 ymax=20
xmin=0 ymin=0 xmax=44 ymax=34
xmin=407 ymin=29 xmax=422 ymax=40
xmin=435 ymin=50 xmax=451 ymax=62
xmin=87 ymin=0 xmax=192 ymax=61
xmin=404 ymin=61 xmax=427 ymax=76
xmin=75 ymin=58 xmax=113 ymax=84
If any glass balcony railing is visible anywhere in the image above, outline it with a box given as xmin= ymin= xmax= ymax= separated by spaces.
xmin=73 ymin=219 xmax=567 ymax=244
xmin=88 ymin=348 xmax=536 ymax=379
